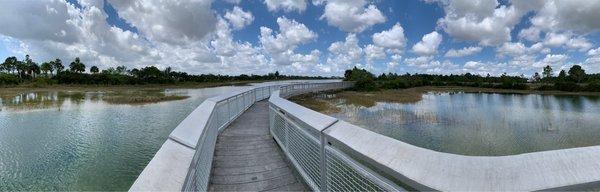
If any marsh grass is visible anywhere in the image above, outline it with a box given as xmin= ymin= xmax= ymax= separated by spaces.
xmin=291 ymin=86 xmax=600 ymax=113
xmin=102 ymin=95 xmax=190 ymax=104
xmin=289 ymin=93 xmax=341 ymax=114
xmin=0 ymin=81 xmax=253 ymax=98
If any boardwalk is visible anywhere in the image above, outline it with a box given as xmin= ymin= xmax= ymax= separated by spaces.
xmin=209 ymin=101 xmax=307 ymax=191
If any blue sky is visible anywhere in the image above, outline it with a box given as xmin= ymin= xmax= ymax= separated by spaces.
xmin=1 ymin=0 xmax=599 ymax=76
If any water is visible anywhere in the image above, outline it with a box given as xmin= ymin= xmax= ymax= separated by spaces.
xmin=0 ymin=86 xmax=244 ymax=190
xmin=0 ymin=80 xmax=335 ymax=191
xmin=326 ymin=92 xmax=600 ymax=156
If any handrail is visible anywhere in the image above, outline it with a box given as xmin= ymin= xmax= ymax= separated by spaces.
xmin=269 ymin=82 xmax=600 ymax=191
xmin=269 ymin=82 xmax=401 ymax=191
xmin=130 ymin=84 xmax=281 ymax=191
xmin=129 ymin=81 xmax=346 ymax=191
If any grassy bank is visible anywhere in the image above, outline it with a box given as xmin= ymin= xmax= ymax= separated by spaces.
xmin=290 ymin=86 xmax=600 ymax=113
xmin=102 ymin=95 xmax=190 ymax=105
xmin=0 ymin=81 xmax=261 ymax=106
xmin=0 ymin=81 xmax=255 ymax=98
xmin=289 ymin=94 xmax=341 ymax=114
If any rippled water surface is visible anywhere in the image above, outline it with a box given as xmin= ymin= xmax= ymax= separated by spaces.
xmin=0 ymin=87 xmax=243 ymax=191
xmin=0 ymin=80 xmax=330 ymax=191
xmin=327 ymin=92 xmax=600 ymax=156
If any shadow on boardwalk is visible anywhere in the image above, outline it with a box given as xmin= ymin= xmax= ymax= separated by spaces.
xmin=209 ymin=101 xmax=308 ymax=191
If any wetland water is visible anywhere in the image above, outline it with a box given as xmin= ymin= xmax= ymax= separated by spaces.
xmin=0 ymin=80 xmax=329 ymax=191
xmin=322 ymin=92 xmax=600 ymax=156
xmin=0 ymin=86 xmax=240 ymax=190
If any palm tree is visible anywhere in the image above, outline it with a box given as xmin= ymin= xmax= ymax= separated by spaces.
xmin=23 ymin=55 xmax=40 ymax=78
xmin=90 ymin=66 xmax=99 ymax=74
xmin=16 ymin=60 xmax=28 ymax=79
xmin=28 ymin=62 xmax=40 ymax=78
xmin=2 ymin=56 xmax=18 ymax=74
xmin=53 ymin=58 xmax=64 ymax=74
xmin=41 ymin=62 xmax=53 ymax=76
xmin=69 ymin=57 xmax=85 ymax=73
xmin=116 ymin=65 xmax=127 ymax=74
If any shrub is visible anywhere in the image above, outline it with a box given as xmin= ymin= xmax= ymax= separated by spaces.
xmin=0 ymin=73 xmax=19 ymax=85
xmin=31 ymin=77 xmax=56 ymax=87
xmin=585 ymin=80 xmax=600 ymax=92
xmin=496 ymin=81 xmax=529 ymax=90
xmin=554 ymin=81 xmax=581 ymax=92
xmin=344 ymin=67 xmax=378 ymax=91
xmin=354 ymin=78 xmax=378 ymax=91
xmin=535 ymin=85 xmax=554 ymax=91
xmin=380 ymin=79 xmax=410 ymax=89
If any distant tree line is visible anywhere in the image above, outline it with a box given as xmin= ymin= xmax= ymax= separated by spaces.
xmin=344 ymin=65 xmax=600 ymax=92
xmin=0 ymin=55 xmax=332 ymax=86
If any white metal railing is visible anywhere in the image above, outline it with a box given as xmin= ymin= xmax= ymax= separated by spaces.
xmin=181 ymin=85 xmax=281 ymax=191
xmin=129 ymin=81 xmax=351 ymax=192
xmin=268 ymin=82 xmax=403 ymax=192
xmin=130 ymin=84 xmax=281 ymax=191
xmin=269 ymin=82 xmax=600 ymax=191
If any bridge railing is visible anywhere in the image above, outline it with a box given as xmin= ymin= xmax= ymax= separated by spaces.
xmin=270 ymin=82 xmax=600 ymax=191
xmin=269 ymin=81 xmax=404 ymax=191
xmin=130 ymin=84 xmax=281 ymax=191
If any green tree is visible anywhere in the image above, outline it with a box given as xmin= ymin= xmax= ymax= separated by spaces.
xmin=53 ymin=58 xmax=64 ymax=73
xmin=568 ymin=65 xmax=585 ymax=83
xmin=542 ymin=65 xmax=553 ymax=83
xmin=90 ymin=66 xmax=99 ymax=74
xmin=344 ymin=67 xmax=377 ymax=91
xmin=557 ymin=70 xmax=567 ymax=82
xmin=116 ymin=65 xmax=127 ymax=74
xmin=2 ymin=56 xmax=18 ymax=74
xmin=41 ymin=62 xmax=53 ymax=75
xmin=532 ymin=72 xmax=541 ymax=82
xmin=23 ymin=55 xmax=40 ymax=78
xmin=69 ymin=57 xmax=85 ymax=73
xmin=28 ymin=62 xmax=40 ymax=78
xmin=16 ymin=60 xmax=28 ymax=79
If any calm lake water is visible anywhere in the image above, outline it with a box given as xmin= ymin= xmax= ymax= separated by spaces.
xmin=326 ymin=92 xmax=600 ymax=156
xmin=0 ymin=86 xmax=241 ymax=191
xmin=0 ymin=80 xmax=330 ymax=191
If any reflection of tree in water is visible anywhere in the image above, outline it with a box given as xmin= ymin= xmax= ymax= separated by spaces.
xmin=0 ymin=89 xmax=191 ymax=111
xmin=0 ymin=91 xmax=102 ymax=111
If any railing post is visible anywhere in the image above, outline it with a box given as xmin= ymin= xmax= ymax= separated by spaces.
xmin=320 ymin=133 xmax=328 ymax=192
xmin=228 ymin=98 xmax=232 ymax=120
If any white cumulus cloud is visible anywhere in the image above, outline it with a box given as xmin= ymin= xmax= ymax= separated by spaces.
xmin=326 ymin=34 xmax=363 ymax=72
xmin=224 ymin=6 xmax=254 ymax=30
xmin=259 ymin=17 xmax=319 ymax=66
xmin=445 ymin=46 xmax=482 ymax=58
xmin=431 ymin=0 xmax=542 ymax=46
xmin=372 ymin=23 xmax=406 ymax=52
xmin=319 ymin=0 xmax=386 ymax=33
xmin=264 ymin=0 xmax=307 ymax=12
xmin=412 ymin=31 xmax=442 ymax=56
xmin=108 ymin=0 xmax=217 ymax=45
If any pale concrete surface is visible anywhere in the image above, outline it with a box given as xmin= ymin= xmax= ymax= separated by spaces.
xmin=129 ymin=139 xmax=195 ymax=191
xmin=209 ymin=101 xmax=307 ymax=191
xmin=325 ymin=120 xmax=600 ymax=191
xmin=169 ymin=100 xmax=216 ymax=149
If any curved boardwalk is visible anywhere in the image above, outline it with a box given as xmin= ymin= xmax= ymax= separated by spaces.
xmin=209 ymin=101 xmax=307 ymax=191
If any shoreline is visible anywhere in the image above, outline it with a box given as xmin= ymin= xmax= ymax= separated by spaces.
xmin=290 ymin=86 xmax=600 ymax=113
xmin=0 ymin=81 xmax=258 ymax=97
xmin=416 ymin=86 xmax=600 ymax=96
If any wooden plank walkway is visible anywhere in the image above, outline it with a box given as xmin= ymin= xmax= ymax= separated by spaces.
xmin=209 ymin=101 xmax=307 ymax=191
